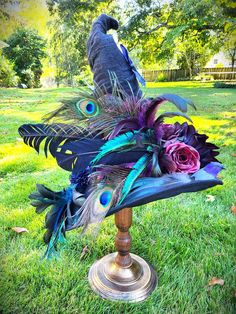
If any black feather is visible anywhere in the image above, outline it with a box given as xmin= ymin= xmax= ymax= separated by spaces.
xmin=29 ymin=184 xmax=74 ymax=251
xmin=56 ymin=138 xmax=148 ymax=175
xmin=18 ymin=123 xmax=88 ymax=157
xmin=29 ymin=184 xmax=64 ymax=213
xmin=55 ymin=138 xmax=106 ymax=171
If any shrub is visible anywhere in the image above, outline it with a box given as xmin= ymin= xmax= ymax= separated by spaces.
xmin=193 ymin=73 xmax=214 ymax=81
xmin=214 ymin=81 xmax=236 ymax=88
xmin=158 ymin=73 xmax=168 ymax=82
xmin=0 ymin=56 xmax=18 ymax=87
xmin=3 ymin=28 xmax=46 ymax=88
xmin=176 ymin=77 xmax=190 ymax=81
xmin=73 ymin=65 xmax=93 ymax=86
xmin=20 ymin=69 xmax=34 ymax=88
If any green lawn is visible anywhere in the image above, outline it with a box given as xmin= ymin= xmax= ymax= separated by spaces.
xmin=0 ymin=82 xmax=235 ymax=314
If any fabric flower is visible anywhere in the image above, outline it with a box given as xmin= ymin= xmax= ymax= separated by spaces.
xmin=163 ymin=142 xmax=200 ymax=174
xmin=156 ymin=122 xmax=219 ymax=167
xmin=178 ymin=122 xmax=219 ymax=167
xmin=155 ymin=122 xmax=181 ymax=144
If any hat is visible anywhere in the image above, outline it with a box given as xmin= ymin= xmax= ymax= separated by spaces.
xmin=87 ymin=14 xmax=143 ymax=97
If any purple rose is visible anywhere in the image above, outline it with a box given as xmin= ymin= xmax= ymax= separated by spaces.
xmin=164 ymin=142 xmax=200 ymax=174
xmin=155 ymin=122 xmax=181 ymax=144
xmin=155 ymin=122 xmax=219 ymax=168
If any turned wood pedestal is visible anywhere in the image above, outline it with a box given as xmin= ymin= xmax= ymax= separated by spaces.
xmin=88 ymin=208 xmax=157 ymax=302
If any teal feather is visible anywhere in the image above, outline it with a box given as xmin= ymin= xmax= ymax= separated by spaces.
xmin=119 ymin=153 xmax=151 ymax=204
xmin=44 ymin=220 xmax=65 ymax=259
xmin=91 ymin=131 xmax=139 ymax=165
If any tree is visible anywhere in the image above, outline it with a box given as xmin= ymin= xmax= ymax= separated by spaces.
xmin=0 ymin=0 xmax=51 ymax=40
xmin=0 ymin=54 xmax=18 ymax=87
xmin=3 ymin=27 xmax=46 ymax=87
xmin=175 ymin=31 xmax=213 ymax=78
xmin=222 ymin=29 xmax=236 ymax=69
xmin=119 ymin=0 xmax=235 ymax=70
xmin=48 ymin=19 xmax=89 ymax=86
xmin=46 ymin=0 xmax=119 ymax=85
xmin=227 ymin=43 xmax=236 ymax=69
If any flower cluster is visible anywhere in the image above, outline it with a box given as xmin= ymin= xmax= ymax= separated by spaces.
xmin=158 ymin=122 xmax=219 ymax=175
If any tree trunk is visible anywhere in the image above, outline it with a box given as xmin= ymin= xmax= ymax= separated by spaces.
xmin=184 ymin=52 xmax=192 ymax=79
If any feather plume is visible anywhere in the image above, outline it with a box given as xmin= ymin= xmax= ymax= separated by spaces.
xmin=18 ymin=123 xmax=86 ymax=157
xmin=145 ymin=94 xmax=196 ymax=128
xmin=119 ymin=153 xmax=151 ymax=203
xmin=67 ymin=165 xmax=130 ymax=233
xmin=29 ymin=184 xmax=74 ymax=258
xmin=91 ymin=131 xmax=139 ymax=165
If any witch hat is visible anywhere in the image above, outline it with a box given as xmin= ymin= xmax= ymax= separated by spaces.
xmin=87 ymin=14 xmax=143 ymax=98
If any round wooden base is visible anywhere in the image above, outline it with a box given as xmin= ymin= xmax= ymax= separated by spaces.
xmin=88 ymin=252 xmax=157 ymax=302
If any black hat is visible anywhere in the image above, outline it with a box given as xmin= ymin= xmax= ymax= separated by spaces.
xmin=87 ymin=14 xmax=143 ymax=98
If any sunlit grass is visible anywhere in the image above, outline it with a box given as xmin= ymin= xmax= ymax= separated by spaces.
xmin=146 ymin=81 xmax=214 ymax=88
xmin=0 ymin=84 xmax=235 ymax=314
xmin=1 ymin=109 xmax=43 ymax=120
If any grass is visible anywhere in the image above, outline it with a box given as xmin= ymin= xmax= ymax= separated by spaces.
xmin=0 ymin=82 xmax=235 ymax=314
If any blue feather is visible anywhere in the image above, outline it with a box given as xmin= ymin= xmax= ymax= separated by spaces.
xmin=161 ymin=94 xmax=196 ymax=112
xmin=44 ymin=221 xmax=66 ymax=259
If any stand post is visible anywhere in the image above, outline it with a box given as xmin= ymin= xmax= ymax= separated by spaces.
xmin=115 ymin=207 xmax=132 ymax=268
xmin=88 ymin=208 xmax=157 ymax=302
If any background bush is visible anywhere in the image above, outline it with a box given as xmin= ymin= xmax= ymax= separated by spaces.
xmin=0 ymin=55 xmax=18 ymax=87
xmin=214 ymin=81 xmax=236 ymax=88
xmin=3 ymin=28 xmax=46 ymax=88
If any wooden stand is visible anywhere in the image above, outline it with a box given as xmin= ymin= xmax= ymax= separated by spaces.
xmin=88 ymin=208 xmax=157 ymax=302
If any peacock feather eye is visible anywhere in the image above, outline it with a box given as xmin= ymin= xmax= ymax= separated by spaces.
xmin=99 ymin=190 xmax=112 ymax=207
xmin=93 ymin=187 xmax=114 ymax=216
xmin=75 ymin=99 xmax=99 ymax=117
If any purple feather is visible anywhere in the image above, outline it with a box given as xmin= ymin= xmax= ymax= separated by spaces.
xmin=145 ymin=97 xmax=165 ymax=128
xmin=138 ymin=98 xmax=152 ymax=126
xmin=107 ymin=118 xmax=140 ymax=139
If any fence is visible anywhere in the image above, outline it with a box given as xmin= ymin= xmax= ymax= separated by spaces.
xmin=201 ymin=67 xmax=236 ymax=80
xmin=142 ymin=67 xmax=236 ymax=82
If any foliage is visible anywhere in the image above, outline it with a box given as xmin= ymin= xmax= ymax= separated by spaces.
xmin=222 ymin=35 xmax=236 ymax=69
xmin=120 ymin=0 xmax=235 ymax=70
xmin=215 ymin=63 xmax=225 ymax=68
xmin=47 ymin=0 xmax=118 ymax=86
xmin=0 ymin=54 xmax=18 ymax=87
xmin=175 ymin=31 xmax=212 ymax=77
xmin=3 ymin=27 xmax=47 ymax=87
xmin=157 ymin=72 xmax=168 ymax=82
xmin=0 ymin=83 xmax=235 ymax=313
xmin=48 ymin=20 xmax=83 ymax=87
xmin=0 ymin=0 xmax=51 ymax=40
xmin=0 ymin=0 xmax=17 ymax=21
xmin=73 ymin=65 xmax=93 ymax=86
xmin=193 ymin=73 xmax=214 ymax=81
xmin=214 ymin=81 xmax=236 ymax=88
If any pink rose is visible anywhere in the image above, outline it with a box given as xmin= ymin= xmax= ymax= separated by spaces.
xmin=164 ymin=142 xmax=200 ymax=174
